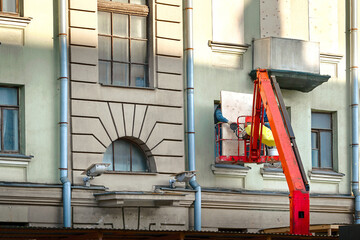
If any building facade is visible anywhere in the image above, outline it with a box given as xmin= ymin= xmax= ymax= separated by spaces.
xmin=0 ymin=0 xmax=356 ymax=232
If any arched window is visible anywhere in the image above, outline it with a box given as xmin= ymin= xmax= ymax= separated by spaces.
xmin=103 ymin=138 xmax=149 ymax=172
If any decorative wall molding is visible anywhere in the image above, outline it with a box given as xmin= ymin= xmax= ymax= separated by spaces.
xmin=211 ymin=164 xmax=250 ymax=178
xmin=309 ymin=170 xmax=345 ymax=183
xmin=94 ymin=191 xmax=194 ymax=207
xmin=0 ymin=15 xmax=31 ymax=28
xmin=320 ymin=53 xmax=343 ymax=64
xmin=0 ymin=154 xmax=33 ymax=168
xmin=208 ymin=40 xmax=250 ymax=55
xmin=261 ymin=167 xmax=286 ymax=180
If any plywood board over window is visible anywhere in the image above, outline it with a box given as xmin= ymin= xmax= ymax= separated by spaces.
xmin=220 ymin=91 xmax=253 ymax=157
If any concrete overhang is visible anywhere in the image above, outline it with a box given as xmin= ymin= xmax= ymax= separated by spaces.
xmin=249 ymin=69 xmax=330 ymax=92
xmin=252 ymin=37 xmax=331 ymax=92
xmin=94 ymin=191 xmax=194 ymax=207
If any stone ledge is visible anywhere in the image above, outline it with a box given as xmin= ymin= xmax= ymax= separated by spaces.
xmin=0 ymin=154 xmax=33 ymax=167
xmin=211 ymin=164 xmax=250 ymax=178
xmin=320 ymin=53 xmax=343 ymax=64
xmin=0 ymin=15 xmax=31 ymax=28
xmin=208 ymin=40 xmax=250 ymax=55
xmin=309 ymin=170 xmax=345 ymax=184
xmin=94 ymin=191 xmax=194 ymax=207
xmin=260 ymin=167 xmax=286 ymax=180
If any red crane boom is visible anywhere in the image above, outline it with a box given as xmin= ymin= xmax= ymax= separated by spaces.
xmin=250 ymin=69 xmax=310 ymax=235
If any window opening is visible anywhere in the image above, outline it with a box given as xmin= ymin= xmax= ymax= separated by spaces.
xmin=103 ymin=138 xmax=149 ymax=172
xmin=0 ymin=0 xmax=19 ymax=15
xmin=311 ymin=112 xmax=333 ymax=169
xmin=0 ymin=87 xmax=19 ymax=153
xmin=98 ymin=0 xmax=149 ymax=87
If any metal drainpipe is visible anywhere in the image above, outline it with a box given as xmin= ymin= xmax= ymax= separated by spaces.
xmin=350 ymin=0 xmax=360 ymax=224
xmin=59 ymin=0 xmax=71 ymax=227
xmin=184 ymin=0 xmax=201 ymax=231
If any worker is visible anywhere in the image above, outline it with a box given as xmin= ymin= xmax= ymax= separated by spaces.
xmin=214 ymin=104 xmax=229 ymax=124
xmin=214 ymin=104 xmax=233 ymax=157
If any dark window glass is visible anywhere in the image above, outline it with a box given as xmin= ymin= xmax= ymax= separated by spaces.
xmin=98 ymin=1 xmax=149 ymax=87
xmin=311 ymin=112 xmax=333 ymax=169
xmin=103 ymin=138 xmax=148 ymax=172
xmin=0 ymin=87 xmax=19 ymax=153
xmin=1 ymin=0 xmax=18 ymax=14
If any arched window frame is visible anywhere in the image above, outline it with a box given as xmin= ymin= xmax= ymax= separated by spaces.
xmin=103 ymin=137 xmax=156 ymax=173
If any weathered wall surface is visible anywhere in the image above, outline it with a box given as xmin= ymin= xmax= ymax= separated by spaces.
xmin=68 ymin=0 xmax=185 ymax=190
xmin=0 ymin=0 xmax=59 ymax=183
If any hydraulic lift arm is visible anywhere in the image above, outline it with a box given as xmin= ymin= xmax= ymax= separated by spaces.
xmin=250 ymin=69 xmax=310 ymax=235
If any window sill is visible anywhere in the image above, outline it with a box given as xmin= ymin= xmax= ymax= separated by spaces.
xmin=0 ymin=15 xmax=32 ymax=28
xmin=100 ymin=83 xmax=155 ymax=90
xmin=0 ymin=154 xmax=33 ymax=167
xmin=309 ymin=170 xmax=345 ymax=183
xmin=208 ymin=40 xmax=250 ymax=55
xmin=211 ymin=164 xmax=250 ymax=178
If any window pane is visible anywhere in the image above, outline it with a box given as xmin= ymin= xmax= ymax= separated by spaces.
xmin=320 ymin=131 xmax=332 ymax=168
xmin=103 ymin=144 xmax=114 ymax=170
xmin=311 ymin=112 xmax=331 ymax=130
xmin=131 ymin=40 xmax=147 ymax=63
xmin=311 ymin=132 xmax=317 ymax=149
xmin=130 ymin=65 xmax=147 ymax=87
xmin=113 ymin=38 xmax=129 ymax=62
xmin=0 ymin=87 xmax=17 ymax=106
xmin=130 ymin=0 xmax=146 ymax=4
xmin=3 ymin=109 xmax=19 ymax=151
xmin=130 ymin=16 xmax=147 ymax=39
xmin=98 ymin=36 xmax=112 ymax=60
xmin=312 ymin=150 xmax=319 ymax=168
xmin=113 ymin=14 xmax=128 ymax=37
xmin=113 ymin=63 xmax=129 ymax=86
xmin=132 ymin=144 xmax=147 ymax=171
xmin=99 ymin=61 xmax=111 ymax=85
xmin=3 ymin=0 xmax=16 ymax=13
xmin=98 ymin=12 xmax=111 ymax=35
xmin=114 ymin=140 xmax=130 ymax=171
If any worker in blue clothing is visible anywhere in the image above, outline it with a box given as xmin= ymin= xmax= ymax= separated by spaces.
xmin=214 ymin=104 xmax=233 ymax=157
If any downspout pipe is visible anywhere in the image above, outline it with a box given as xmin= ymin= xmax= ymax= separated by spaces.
xmin=59 ymin=0 xmax=71 ymax=227
xmin=350 ymin=0 xmax=360 ymax=224
xmin=184 ymin=0 xmax=201 ymax=231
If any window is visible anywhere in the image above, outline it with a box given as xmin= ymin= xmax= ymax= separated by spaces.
xmin=98 ymin=0 xmax=150 ymax=87
xmin=0 ymin=87 xmax=19 ymax=153
xmin=311 ymin=112 xmax=333 ymax=169
xmin=103 ymin=138 xmax=149 ymax=172
xmin=0 ymin=0 xmax=19 ymax=15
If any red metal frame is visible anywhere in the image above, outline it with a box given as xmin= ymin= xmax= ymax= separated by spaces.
xmin=215 ymin=116 xmax=279 ymax=164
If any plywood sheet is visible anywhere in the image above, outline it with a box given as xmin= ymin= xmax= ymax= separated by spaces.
xmin=220 ymin=91 xmax=253 ymax=156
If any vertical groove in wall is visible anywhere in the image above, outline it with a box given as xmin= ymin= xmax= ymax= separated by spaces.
xmin=138 ymin=105 xmax=148 ymax=139
xmin=108 ymin=102 xmax=119 ymax=139
xmin=132 ymin=105 xmax=137 ymax=137
xmin=122 ymin=103 xmax=127 ymax=136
